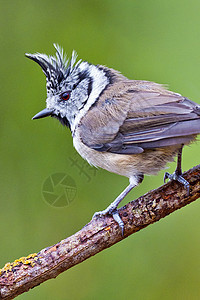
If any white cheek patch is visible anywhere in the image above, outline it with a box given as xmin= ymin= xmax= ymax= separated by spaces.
xmin=45 ymin=63 xmax=109 ymax=127
xmin=71 ymin=63 xmax=109 ymax=133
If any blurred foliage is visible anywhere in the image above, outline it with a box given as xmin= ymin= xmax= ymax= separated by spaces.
xmin=0 ymin=0 xmax=200 ymax=299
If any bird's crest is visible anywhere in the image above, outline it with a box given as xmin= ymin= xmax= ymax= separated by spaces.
xmin=25 ymin=44 xmax=81 ymax=93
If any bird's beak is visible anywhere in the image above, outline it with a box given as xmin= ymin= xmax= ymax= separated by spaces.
xmin=32 ymin=108 xmax=54 ymax=120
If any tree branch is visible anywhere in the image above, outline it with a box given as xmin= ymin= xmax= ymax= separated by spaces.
xmin=1 ymin=165 xmax=200 ymax=300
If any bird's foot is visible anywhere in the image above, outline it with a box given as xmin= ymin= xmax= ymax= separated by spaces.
xmin=164 ymin=171 xmax=190 ymax=196
xmin=93 ymin=206 xmax=124 ymax=235
xmin=92 ymin=181 xmax=138 ymax=236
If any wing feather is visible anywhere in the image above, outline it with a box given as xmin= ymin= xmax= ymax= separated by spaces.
xmin=79 ymin=84 xmax=200 ymax=154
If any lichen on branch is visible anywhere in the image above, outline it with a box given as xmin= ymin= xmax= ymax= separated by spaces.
xmin=0 ymin=164 xmax=200 ymax=300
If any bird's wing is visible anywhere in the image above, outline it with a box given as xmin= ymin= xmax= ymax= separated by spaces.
xmin=79 ymin=87 xmax=200 ymax=154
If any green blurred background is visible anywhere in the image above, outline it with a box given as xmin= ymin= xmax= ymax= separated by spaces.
xmin=1 ymin=0 xmax=200 ymax=299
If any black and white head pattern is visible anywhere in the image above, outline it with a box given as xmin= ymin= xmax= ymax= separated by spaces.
xmin=26 ymin=44 xmax=109 ymax=131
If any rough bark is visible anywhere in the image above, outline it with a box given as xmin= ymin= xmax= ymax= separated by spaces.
xmin=0 ymin=165 xmax=200 ymax=300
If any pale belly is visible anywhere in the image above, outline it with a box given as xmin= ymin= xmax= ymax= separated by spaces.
xmin=73 ymin=132 xmax=180 ymax=178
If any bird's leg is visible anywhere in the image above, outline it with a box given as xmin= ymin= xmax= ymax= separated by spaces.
xmin=93 ymin=175 xmax=144 ymax=235
xmin=164 ymin=145 xmax=190 ymax=195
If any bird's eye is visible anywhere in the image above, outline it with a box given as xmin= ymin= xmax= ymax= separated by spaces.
xmin=60 ymin=91 xmax=70 ymax=101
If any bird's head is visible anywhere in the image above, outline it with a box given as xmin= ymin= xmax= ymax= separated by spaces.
xmin=26 ymin=44 xmax=110 ymax=132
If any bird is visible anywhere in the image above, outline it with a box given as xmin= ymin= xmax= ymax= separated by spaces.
xmin=26 ymin=44 xmax=200 ymax=234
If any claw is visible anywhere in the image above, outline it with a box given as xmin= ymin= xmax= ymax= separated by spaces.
xmin=112 ymin=210 xmax=124 ymax=235
xmin=164 ymin=172 xmax=170 ymax=183
xmin=164 ymin=171 xmax=190 ymax=196
xmin=92 ymin=208 xmax=124 ymax=236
